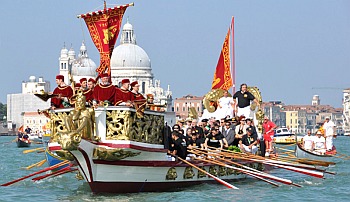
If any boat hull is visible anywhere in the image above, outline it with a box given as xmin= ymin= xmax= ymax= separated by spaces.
xmin=16 ymin=139 xmax=31 ymax=147
xmin=68 ymin=140 xmax=252 ymax=193
xmin=295 ymin=143 xmax=335 ymax=161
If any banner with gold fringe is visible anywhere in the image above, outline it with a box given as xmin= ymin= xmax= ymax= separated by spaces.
xmin=80 ymin=4 xmax=132 ymax=75
xmin=211 ymin=18 xmax=234 ymax=91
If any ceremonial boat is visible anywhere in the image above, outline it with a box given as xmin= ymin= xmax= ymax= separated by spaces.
xmin=17 ymin=138 xmax=31 ymax=148
xmin=43 ymin=98 xmax=269 ymax=193
xmin=295 ymin=143 xmax=336 ymax=161
xmin=37 ymin=2 xmax=270 ymax=193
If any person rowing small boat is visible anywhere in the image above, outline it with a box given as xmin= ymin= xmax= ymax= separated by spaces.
xmin=296 ymin=130 xmax=336 ymax=160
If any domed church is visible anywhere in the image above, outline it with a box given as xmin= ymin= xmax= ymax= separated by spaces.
xmin=59 ymin=42 xmax=97 ymax=84
xmin=110 ymin=21 xmax=173 ymax=108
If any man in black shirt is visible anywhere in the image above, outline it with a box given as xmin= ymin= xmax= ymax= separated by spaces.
xmin=239 ymin=127 xmax=258 ymax=154
xmin=168 ymin=131 xmax=187 ymax=159
xmin=232 ymin=83 xmax=260 ymax=118
xmin=204 ymin=127 xmax=227 ymax=149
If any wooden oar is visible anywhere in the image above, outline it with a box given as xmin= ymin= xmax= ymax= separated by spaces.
xmin=191 ymin=153 xmax=301 ymax=187
xmin=206 ymin=147 xmax=325 ymax=178
xmin=23 ymin=147 xmax=45 ymax=154
xmin=24 ymin=159 xmax=47 ymax=170
xmin=190 ymin=150 xmax=282 ymax=187
xmin=175 ymin=156 xmax=239 ymax=189
xmin=1 ymin=160 xmax=70 ymax=186
xmin=32 ymin=167 xmax=77 ymax=181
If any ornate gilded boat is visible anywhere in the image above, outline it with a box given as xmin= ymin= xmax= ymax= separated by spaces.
xmin=45 ymin=100 xmax=257 ymax=193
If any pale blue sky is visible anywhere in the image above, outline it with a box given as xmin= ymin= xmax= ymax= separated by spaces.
xmin=0 ymin=0 xmax=349 ymax=107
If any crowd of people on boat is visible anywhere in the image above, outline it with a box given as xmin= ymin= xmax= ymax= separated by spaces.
xmin=50 ymin=74 xmax=157 ymax=110
xmin=302 ymin=116 xmax=337 ymax=155
xmin=166 ymin=115 xmax=279 ymax=159
xmin=167 ymin=83 xmax=278 ymax=159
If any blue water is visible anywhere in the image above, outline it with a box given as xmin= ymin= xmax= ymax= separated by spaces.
xmin=1 ymin=136 xmax=349 ymax=202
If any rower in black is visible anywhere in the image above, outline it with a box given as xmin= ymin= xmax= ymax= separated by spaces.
xmin=168 ymin=131 xmax=187 ymax=159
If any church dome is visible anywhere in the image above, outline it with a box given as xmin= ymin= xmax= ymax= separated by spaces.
xmin=71 ymin=42 xmax=97 ymax=77
xmin=123 ymin=22 xmax=133 ymax=30
xmin=60 ymin=46 xmax=68 ymax=56
xmin=111 ymin=44 xmax=151 ymax=68
xmin=71 ymin=57 xmax=97 ymax=77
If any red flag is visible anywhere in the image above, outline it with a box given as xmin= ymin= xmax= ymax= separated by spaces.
xmin=211 ymin=21 xmax=233 ymax=91
xmin=80 ymin=4 xmax=131 ymax=75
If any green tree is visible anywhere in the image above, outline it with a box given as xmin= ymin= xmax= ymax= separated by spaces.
xmin=0 ymin=102 xmax=7 ymax=121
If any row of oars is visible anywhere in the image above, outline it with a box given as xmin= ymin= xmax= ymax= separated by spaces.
xmin=176 ymin=146 xmax=337 ymax=189
xmin=1 ymin=160 xmax=71 ymax=186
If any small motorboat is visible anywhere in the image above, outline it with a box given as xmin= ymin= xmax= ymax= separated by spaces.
xmin=273 ymin=128 xmax=302 ymax=144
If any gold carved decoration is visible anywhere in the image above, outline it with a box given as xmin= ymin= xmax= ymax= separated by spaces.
xmin=92 ymin=147 xmax=141 ymax=161
xmin=203 ymin=89 xmax=232 ymax=113
xmin=48 ymin=91 xmax=97 ymax=151
xmin=198 ymin=166 xmax=207 ymax=178
xmin=247 ymin=86 xmax=264 ymax=134
xmin=226 ymin=168 xmax=235 ymax=176
xmin=218 ymin=166 xmax=227 ymax=176
xmin=55 ymin=150 xmax=75 ymax=161
xmin=183 ymin=167 xmax=195 ymax=179
xmin=75 ymin=171 xmax=84 ymax=180
xmin=106 ymin=110 xmax=164 ymax=144
xmin=166 ymin=167 xmax=177 ymax=180
xmin=209 ymin=166 xmax=218 ymax=177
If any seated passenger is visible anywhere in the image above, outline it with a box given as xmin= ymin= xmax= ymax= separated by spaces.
xmin=114 ymin=79 xmax=134 ymax=106
xmin=204 ymin=127 xmax=226 ymax=149
xmin=239 ymin=127 xmax=258 ymax=154
xmin=93 ymin=73 xmax=115 ymax=107
xmin=314 ymin=130 xmax=326 ymax=155
xmin=303 ymin=130 xmax=314 ymax=151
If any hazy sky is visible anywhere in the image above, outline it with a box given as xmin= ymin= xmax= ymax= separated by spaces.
xmin=0 ymin=0 xmax=349 ymax=108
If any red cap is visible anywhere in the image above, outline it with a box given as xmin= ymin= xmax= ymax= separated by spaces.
xmin=130 ymin=81 xmax=138 ymax=87
xmin=88 ymin=78 xmax=96 ymax=83
xmin=80 ymin=78 xmax=87 ymax=83
xmin=100 ymin=73 xmax=109 ymax=78
xmin=121 ymin=79 xmax=130 ymax=84
xmin=56 ymin=75 xmax=64 ymax=81
xmin=75 ymin=83 xmax=81 ymax=88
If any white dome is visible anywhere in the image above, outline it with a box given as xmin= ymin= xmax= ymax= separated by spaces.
xmin=60 ymin=47 xmax=68 ymax=56
xmin=71 ymin=57 xmax=97 ymax=77
xmin=123 ymin=22 xmax=133 ymax=30
xmin=111 ymin=44 xmax=151 ymax=68
xmin=68 ymin=48 xmax=75 ymax=56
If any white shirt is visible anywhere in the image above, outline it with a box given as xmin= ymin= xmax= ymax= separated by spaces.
xmin=219 ymin=97 xmax=234 ymax=108
xmin=314 ymin=136 xmax=326 ymax=149
xmin=323 ymin=121 xmax=336 ymax=137
xmin=303 ymin=135 xmax=314 ymax=150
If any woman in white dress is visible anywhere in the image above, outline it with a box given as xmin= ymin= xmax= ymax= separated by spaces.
xmin=216 ymin=90 xmax=234 ymax=119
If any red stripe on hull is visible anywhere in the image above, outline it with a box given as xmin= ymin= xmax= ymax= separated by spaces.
xmin=89 ymin=180 xmax=242 ymax=193
xmin=93 ymin=159 xmax=212 ymax=167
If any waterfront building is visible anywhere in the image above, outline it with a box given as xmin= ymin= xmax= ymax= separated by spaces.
xmin=174 ymin=95 xmax=204 ymax=120
xmin=262 ymin=101 xmax=286 ymax=128
xmin=343 ymin=88 xmax=350 ymax=135
xmin=23 ymin=111 xmax=49 ymax=134
xmin=7 ymin=76 xmax=51 ymax=132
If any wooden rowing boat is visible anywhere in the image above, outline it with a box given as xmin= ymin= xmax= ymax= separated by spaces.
xmin=295 ymin=143 xmax=336 ymax=161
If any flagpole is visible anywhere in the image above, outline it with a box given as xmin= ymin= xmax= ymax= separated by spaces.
xmin=231 ymin=16 xmax=235 ymax=95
